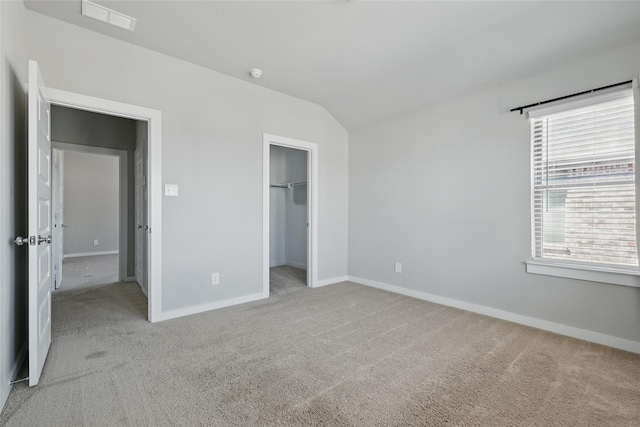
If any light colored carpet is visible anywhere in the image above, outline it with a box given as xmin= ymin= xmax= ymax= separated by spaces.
xmin=270 ymin=265 xmax=307 ymax=295
xmin=1 ymin=281 xmax=639 ymax=426
xmin=59 ymin=255 xmax=119 ymax=291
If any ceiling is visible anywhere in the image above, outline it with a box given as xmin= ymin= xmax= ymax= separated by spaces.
xmin=24 ymin=1 xmax=640 ymax=131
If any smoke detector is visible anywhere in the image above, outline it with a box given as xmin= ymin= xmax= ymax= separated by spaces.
xmin=249 ymin=68 xmax=263 ymax=79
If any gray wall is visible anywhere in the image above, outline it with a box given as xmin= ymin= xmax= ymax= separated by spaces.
xmin=0 ymin=0 xmax=28 ymax=411
xmin=269 ymin=145 xmax=308 ymax=269
xmin=18 ymin=4 xmax=349 ymax=313
xmin=63 ymin=152 xmax=119 ymax=255
xmin=51 ymin=105 xmax=137 ymax=277
xmin=349 ymin=41 xmax=640 ymax=343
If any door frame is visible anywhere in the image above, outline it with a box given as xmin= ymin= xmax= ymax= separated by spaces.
xmin=262 ymin=133 xmax=318 ymax=294
xmin=44 ymin=87 xmax=162 ymax=322
xmin=51 ymin=143 xmax=128 ymax=283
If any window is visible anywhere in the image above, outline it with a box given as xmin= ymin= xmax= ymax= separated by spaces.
xmin=530 ymin=88 xmax=637 ymax=273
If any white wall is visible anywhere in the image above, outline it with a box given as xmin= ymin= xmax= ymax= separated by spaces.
xmin=349 ymin=41 xmax=640 ymax=345
xmin=15 ymin=4 xmax=349 ymax=312
xmin=63 ymin=152 xmax=119 ymax=256
xmin=269 ymin=145 xmax=308 ymax=269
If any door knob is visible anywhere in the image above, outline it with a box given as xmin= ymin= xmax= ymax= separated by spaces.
xmin=61 ymin=223 xmax=68 ymax=228
xmin=14 ymin=236 xmax=31 ymax=246
xmin=38 ymin=235 xmax=52 ymax=244
xmin=137 ymin=224 xmax=143 ymax=229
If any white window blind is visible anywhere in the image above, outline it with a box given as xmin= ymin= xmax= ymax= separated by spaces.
xmin=531 ymin=88 xmax=637 ymax=270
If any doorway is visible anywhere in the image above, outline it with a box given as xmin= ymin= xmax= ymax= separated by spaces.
xmin=50 ymin=146 xmax=124 ymax=291
xmin=269 ymin=145 xmax=308 ymax=294
xmin=45 ymin=86 xmax=162 ymax=322
xmin=263 ymin=133 xmax=318 ymax=296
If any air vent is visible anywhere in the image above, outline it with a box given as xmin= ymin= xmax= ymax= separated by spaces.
xmin=81 ymin=0 xmax=137 ymax=32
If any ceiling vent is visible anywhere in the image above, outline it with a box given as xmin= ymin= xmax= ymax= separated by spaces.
xmin=81 ymin=0 xmax=137 ymax=31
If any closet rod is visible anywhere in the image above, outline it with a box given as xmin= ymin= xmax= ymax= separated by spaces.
xmin=270 ymin=181 xmax=307 ymax=189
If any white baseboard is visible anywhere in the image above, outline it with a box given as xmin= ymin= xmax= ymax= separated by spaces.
xmin=64 ymin=250 xmax=119 ymax=259
xmin=1 ymin=342 xmax=27 ymax=411
xmin=314 ymin=275 xmax=349 ymax=288
xmin=157 ymin=291 xmax=268 ymax=322
xmin=285 ymin=261 xmax=307 ymax=270
xmin=348 ymin=276 xmax=640 ymax=354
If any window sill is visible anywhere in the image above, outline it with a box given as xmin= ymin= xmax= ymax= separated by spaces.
xmin=525 ymin=260 xmax=640 ymax=288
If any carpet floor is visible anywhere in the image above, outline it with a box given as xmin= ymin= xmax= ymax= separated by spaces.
xmin=59 ymin=255 xmax=119 ymax=291
xmin=1 ymin=281 xmax=638 ymax=426
xmin=270 ymin=265 xmax=307 ymax=296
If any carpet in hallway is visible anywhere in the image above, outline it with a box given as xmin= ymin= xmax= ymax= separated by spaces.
xmin=59 ymin=254 xmax=119 ymax=291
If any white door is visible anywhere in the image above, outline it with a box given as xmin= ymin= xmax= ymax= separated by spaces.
xmin=51 ymin=149 xmax=64 ymax=290
xmin=134 ymin=145 xmax=146 ymax=293
xmin=28 ymin=60 xmax=52 ymax=386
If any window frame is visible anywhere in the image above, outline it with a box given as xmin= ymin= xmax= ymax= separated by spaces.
xmin=525 ymin=79 xmax=640 ymax=287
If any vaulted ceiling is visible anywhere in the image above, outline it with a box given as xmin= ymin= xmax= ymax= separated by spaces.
xmin=24 ymin=1 xmax=640 ymax=131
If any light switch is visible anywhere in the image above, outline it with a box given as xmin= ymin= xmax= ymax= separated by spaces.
xmin=165 ymin=184 xmax=179 ymax=197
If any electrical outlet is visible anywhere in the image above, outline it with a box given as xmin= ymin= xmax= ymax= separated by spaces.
xmin=395 ymin=262 xmax=402 ymax=274
xmin=165 ymin=184 xmax=179 ymax=197
xmin=211 ymin=272 xmax=220 ymax=286
xmin=93 ymin=239 xmax=99 ymax=246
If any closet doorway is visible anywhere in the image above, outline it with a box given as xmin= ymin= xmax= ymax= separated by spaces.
xmin=263 ymin=133 xmax=318 ymax=296
xmin=270 ymin=145 xmax=308 ymax=294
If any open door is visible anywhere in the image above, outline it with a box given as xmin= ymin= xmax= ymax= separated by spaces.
xmin=26 ymin=60 xmax=52 ymax=386
xmin=135 ymin=144 xmax=147 ymax=293
xmin=51 ymin=149 xmax=64 ymax=290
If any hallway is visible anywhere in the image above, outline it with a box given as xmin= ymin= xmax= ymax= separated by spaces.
xmin=58 ymin=255 xmax=119 ymax=291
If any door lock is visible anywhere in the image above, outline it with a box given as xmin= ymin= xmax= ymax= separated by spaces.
xmin=14 ymin=236 xmax=37 ymax=246
xmin=37 ymin=235 xmax=52 ymax=244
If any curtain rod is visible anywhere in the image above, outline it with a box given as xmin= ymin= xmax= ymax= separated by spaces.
xmin=510 ymin=80 xmax=632 ymax=115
